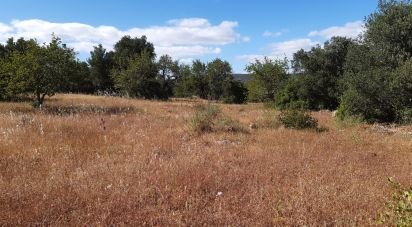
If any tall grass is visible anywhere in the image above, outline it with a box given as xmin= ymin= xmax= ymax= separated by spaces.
xmin=0 ymin=94 xmax=411 ymax=226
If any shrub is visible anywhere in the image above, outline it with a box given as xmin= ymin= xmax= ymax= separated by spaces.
xmin=400 ymin=108 xmax=412 ymax=125
xmin=278 ymin=109 xmax=318 ymax=130
xmin=222 ymin=80 xmax=248 ymax=104
xmin=187 ymin=104 xmax=248 ymax=134
xmin=379 ymin=178 xmax=412 ymax=227
xmin=216 ymin=117 xmax=248 ymax=133
xmin=255 ymin=110 xmax=282 ymax=129
xmin=188 ymin=104 xmax=221 ymax=133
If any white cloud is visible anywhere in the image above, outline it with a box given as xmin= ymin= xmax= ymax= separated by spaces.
xmin=1 ymin=18 xmax=245 ymax=60
xmin=0 ymin=23 xmax=13 ymax=40
xmin=237 ymin=38 xmax=318 ymax=63
xmin=269 ymin=38 xmax=318 ymax=58
xmin=236 ymin=54 xmax=270 ymax=62
xmin=241 ymin=36 xmax=251 ymax=42
xmin=262 ymin=31 xmax=282 ymax=38
xmin=308 ymin=21 xmax=364 ymax=39
xmin=156 ymin=46 xmax=221 ymax=58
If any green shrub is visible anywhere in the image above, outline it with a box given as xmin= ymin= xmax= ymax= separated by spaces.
xmin=216 ymin=117 xmax=248 ymax=133
xmin=187 ymin=104 xmax=248 ymax=134
xmin=379 ymin=178 xmax=412 ymax=227
xmin=278 ymin=109 xmax=318 ymax=130
xmin=400 ymin=108 xmax=412 ymax=125
xmin=188 ymin=104 xmax=220 ymax=133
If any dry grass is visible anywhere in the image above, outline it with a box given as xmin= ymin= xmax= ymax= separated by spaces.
xmin=0 ymin=94 xmax=411 ymax=226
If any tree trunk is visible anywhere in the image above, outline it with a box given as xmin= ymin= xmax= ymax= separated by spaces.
xmin=36 ymin=92 xmax=42 ymax=106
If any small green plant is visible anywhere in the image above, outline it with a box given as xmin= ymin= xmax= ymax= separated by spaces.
xmin=216 ymin=117 xmax=248 ymax=133
xmin=278 ymin=109 xmax=318 ymax=130
xmin=379 ymin=178 xmax=412 ymax=227
xmin=187 ymin=104 xmax=248 ymax=134
xmin=400 ymin=108 xmax=412 ymax=125
xmin=188 ymin=104 xmax=221 ymax=133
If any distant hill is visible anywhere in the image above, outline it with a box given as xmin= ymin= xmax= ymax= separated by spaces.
xmin=233 ymin=74 xmax=251 ymax=83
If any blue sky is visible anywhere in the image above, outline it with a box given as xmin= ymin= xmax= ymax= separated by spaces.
xmin=0 ymin=0 xmax=377 ymax=72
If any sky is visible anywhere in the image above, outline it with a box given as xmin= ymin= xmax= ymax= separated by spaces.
xmin=0 ymin=0 xmax=378 ymax=73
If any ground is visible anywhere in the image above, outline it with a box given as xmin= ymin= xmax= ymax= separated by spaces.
xmin=0 ymin=94 xmax=411 ymax=226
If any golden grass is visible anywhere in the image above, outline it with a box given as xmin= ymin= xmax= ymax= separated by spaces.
xmin=0 ymin=94 xmax=411 ymax=226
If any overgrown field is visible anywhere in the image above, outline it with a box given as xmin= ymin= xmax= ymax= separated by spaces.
xmin=0 ymin=94 xmax=411 ymax=226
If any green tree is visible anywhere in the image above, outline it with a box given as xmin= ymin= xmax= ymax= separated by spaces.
xmin=280 ymin=37 xmax=353 ymax=110
xmin=174 ymin=64 xmax=195 ymax=97
xmin=112 ymin=35 xmax=155 ymax=70
xmin=338 ymin=0 xmax=412 ymax=123
xmin=365 ymin=0 xmax=412 ymax=67
xmin=4 ymin=37 xmax=75 ymax=106
xmin=88 ymin=44 xmax=114 ymax=91
xmin=206 ymin=58 xmax=233 ymax=100
xmin=174 ymin=60 xmax=209 ymax=98
xmin=62 ymin=61 xmax=94 ymax=93
xmin=112 ymin=51 xmax=161 ymax=99
xmin=246 ymin=57 xmax=288 ymax=102
xmin=157 ymin=54 xmax=179 ymax=98
xmin=191 ymin=60 xmax=209 ymax=98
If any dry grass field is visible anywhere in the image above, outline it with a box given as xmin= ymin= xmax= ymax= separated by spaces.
xmin=0 ymin=94 xmax=411 ymax=226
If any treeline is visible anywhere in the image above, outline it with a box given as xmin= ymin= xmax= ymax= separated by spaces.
xmin=0 ymin=0 xmax=411 ymax=124
xmin=247 ymin=0 xmax=412 ymax=124
xmin=0 ymin=35 xmax=247 ymax=106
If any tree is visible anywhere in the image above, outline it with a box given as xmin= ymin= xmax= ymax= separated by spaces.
xmin=174 ymin=64 xmax=195 ymax=97
xmin=88 ymin=44 xmax=114 ymax=91
xmin=338 ymin=0 xmax=412 ymax=123
xmin=246 ymin=57 xmax=288 ymax=102
xmin=206 ymin=59 xmax=233 ymax=100
xmin=112 ymin=51 xmax=161 ymax=99
xmin=62 ymin=61 xmax=94 ymax=94
xmin=278 ymin=37 xmax=353 ymax=110
xmin=174 ymin=60 xmax=209 ymax=98
xmin=365 ymin=0 xmax=412 ymax=67
xmin=222 ymin=80 xmax=248 ymax=104
xmin=191 ymin=60 xmax=209 ymax=99
xmin=3 ymin=36 xmax=76 ymax=106
xmin=112 ymin=35 xmax=155 ymax=70
xmin=157 ymin=54 xmax=179 ymax=98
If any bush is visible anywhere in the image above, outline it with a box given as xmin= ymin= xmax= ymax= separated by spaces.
xmin=216 ymin=117 xmax=248 ymax=133
xmin=188 ymin=104 xmax=220 ymax=133
xmin=400 ymin=108 xmax=412 ymax=125
xmin=254 ymin=110 xmax=282 ymax=129
xmin=222 ymin=80 xmax=248 ymax=104
xmin=187 ymin=104 xmax=248 ymax=134
xmin=278 ymin=109 xmax=318 ymax=130
xmin=379 ymin=178 xmax=412 ymax=227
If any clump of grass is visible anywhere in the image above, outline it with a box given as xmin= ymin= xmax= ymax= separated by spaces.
xmin=379 ymin=178 xmax=412 ymax=227
xmin=188 ymin=104 xmax=221 ymax=133
xmin=254 ymin=110 xmax=282 ymax=129
xmin=278 ymin=109 xmax=328 ymax=132
xmin=216 ymin=117 xmax=248 ymax=133
xmin=188 ymin=104 xmax=247 ymax=134
xmin=278 ymin=109 xmax=318 ymax=129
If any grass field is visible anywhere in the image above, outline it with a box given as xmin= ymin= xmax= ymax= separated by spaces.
xmin=0 ymin=94 xmax=411 ymax=226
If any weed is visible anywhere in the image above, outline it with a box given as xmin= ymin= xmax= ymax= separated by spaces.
xmin=278 ymin=109 xmax=318 ymax=130
xmin=379 ymin=178 xmax=412 ymax=227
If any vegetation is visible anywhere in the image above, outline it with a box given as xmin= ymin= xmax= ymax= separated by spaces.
xmin=379 ymin=178 xmax=412 ymax=226
xmin=0 ymin=1 xmax=412 ymax=224
xmin=0 ymin=94 xmax=411 ymax=226
xmin=246 ymin=57 xmax=288 ymax=102
xmin=278 ymin=109 xmax=319 ymax=130
xmin=188 ymin=103 xmax=248 ymax=134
